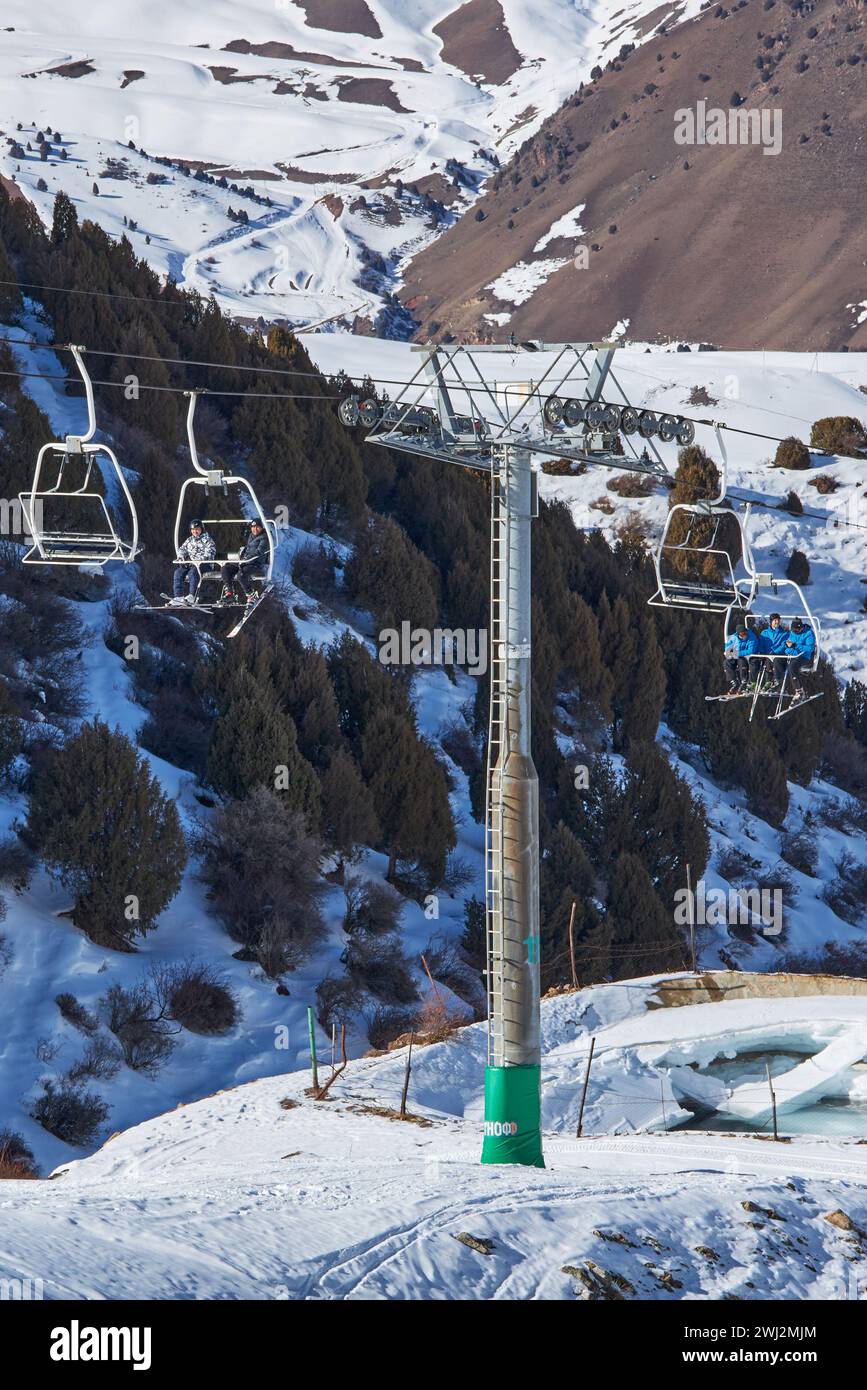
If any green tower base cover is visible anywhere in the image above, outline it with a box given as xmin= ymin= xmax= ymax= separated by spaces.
xmin=481 ymin=1064 xmax=544 ymax=1167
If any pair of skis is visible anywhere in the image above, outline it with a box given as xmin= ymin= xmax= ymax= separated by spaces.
xmin=134 ymin=585 xmax=273 ymax=638
xmin=706 ymin=686 xmax=823 ymax=719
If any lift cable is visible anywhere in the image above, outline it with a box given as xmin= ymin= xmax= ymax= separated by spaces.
xmin=1 ymin=321 xmax=864 ymax=456
xmin=0 ymin=365 xmax=341 ymax=403
xmin=2 ymin=352 xmax=866 ymax=516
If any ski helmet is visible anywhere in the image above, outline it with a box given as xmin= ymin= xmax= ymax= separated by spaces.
xmin=190 ymin=518 xmax=204 ymax=530
xmin=791 ymin=617 xmax=804 ymax=632
xmin=736 ymin=625 xmax=748 ymax=637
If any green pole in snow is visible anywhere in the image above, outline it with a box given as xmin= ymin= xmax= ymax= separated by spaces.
xmin=307 ymin=1006 xmax=319 ymax=1093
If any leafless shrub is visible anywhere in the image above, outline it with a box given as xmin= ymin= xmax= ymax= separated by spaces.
xmin=778 ymin=941 xmax=867 ymax=978
xmin=716 ymin=844 xmax=761 ymax=881
xmin=590 ymin=495 xmax=615 ymax=515
xmin=103 ymin=982 xmax=177 ymax=1075
xmin=808 ymin=474 xmax=839 ymax=494
xmin=756 ymin=866 xmax=798 ymax=908
xmin=821 ymin=853 xmax=867 ymax=927
xmin=0 ymin=834 xmax=36 ymax=891
xmin=343 ymin=873 xmax=403 ymax=938
xmin=194 ymin=788 xmax=326 ymax=976
xmin=773 ymin=436 xmax=811 ymax=470
xmin=151 ymin=960 xmax=239 ymax=1036
xmin=32 ymin=1080 xmax=110 ymax=1146
xmin=688 ymin=385 xmax=717 ymax=407
xmin=363 ymin=1003 xmax=416 ymax=1050
xmin=0 ymin=1129 xmax=37 ymax=1179
xmin=780 ymin=829 xmax=819 ymax=877
xmin=55 ymin=992 xmax=99 ymax=1035
xmin=66 ymin=1036 xmax=122 ymax=1083
xmin=439 ymin=719 xmax=482 ymax=780
xmin=606 ymin=473 xmax=656 ymax=497
xmin=345 ymin=932 xmax=419 ymax=1006
xmin=820 ymin=733 xmax=867 ymax=799
xmin=414 ymin=990 xmax=465 ymax=1043
xmin=423 ymin=930 xmax=478 ymax=1004
xmin=818 ymin=795 xmax=867 ymax=834
xmin=316 ymin=974 xmax=364 ymax=1031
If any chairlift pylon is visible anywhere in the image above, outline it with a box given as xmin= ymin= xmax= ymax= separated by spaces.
xmin=648 ymin=427 xmax=756 ymax=612
xmin=18 ymin=345 xmax=139 ymax=566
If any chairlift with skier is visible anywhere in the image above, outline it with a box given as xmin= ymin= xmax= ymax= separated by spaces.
xmin=707 ymin=577 xmax=823 ymax=721
xmin=134 ymin=391 xmax=277 ymax=635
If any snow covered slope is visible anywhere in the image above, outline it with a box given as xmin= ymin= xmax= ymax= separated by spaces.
xmin=0 ymin=0 xmax=700 ymax=332
xmin=2 ymin=328 xmax=866 ymax=1183
xmin=4 ymin=980 xmax=867 ymax=1300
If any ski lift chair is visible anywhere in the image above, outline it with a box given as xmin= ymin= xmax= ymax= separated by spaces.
xmin=19 ymin=346 xmax=139 ymax=566
xmin=721 ymin=577 xmax=822 ymax=721
xmin=648 ymin=431 xmax=756 ymax=612
xmin=172 ymin=391 xmax=276 ymax=603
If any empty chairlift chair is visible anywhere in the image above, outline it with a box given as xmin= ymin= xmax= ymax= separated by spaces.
xmin=648 ymin=435 xmax=756 ymax=613
xmin=19 ymin=346 xmax=139 ymax=566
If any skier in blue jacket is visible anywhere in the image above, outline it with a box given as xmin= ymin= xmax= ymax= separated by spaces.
xmin=783 ymin=617 xmax=816 ymax=699
xmin=757 ymin=612 xmax=789 ymax=688
xmin=723 ymin=624 xmax=760 ymax=692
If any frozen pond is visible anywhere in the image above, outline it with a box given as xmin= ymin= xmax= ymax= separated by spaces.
xmin=672 ymin=1050 xmax=867 ymax=1139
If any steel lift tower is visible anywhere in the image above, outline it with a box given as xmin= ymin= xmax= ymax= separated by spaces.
xmin=338 ymin=341 xmax=671 ymax=1166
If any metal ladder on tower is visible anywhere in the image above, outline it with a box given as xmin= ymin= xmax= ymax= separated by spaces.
xmin=485 ymin=443 xmax=509 ymax=1068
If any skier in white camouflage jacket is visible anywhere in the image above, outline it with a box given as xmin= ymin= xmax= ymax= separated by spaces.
xmin=171 ymin=518 xmax=217 ymax=603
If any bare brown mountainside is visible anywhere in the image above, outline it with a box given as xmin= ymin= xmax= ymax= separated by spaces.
xmin=401 ymin=0 xmax=867 ymax=349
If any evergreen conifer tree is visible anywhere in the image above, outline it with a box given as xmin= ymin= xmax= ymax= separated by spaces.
xmin=206 ymin=668 xmax=319 ymax=822
xmin=320 ymin=747 xmax=379 ymax=863
xmin=26 ymin=720 xmax=186 ymax=947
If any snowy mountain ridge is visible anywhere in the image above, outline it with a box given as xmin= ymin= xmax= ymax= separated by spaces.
xmin=0 ymin=0 xmax=700 ymax=332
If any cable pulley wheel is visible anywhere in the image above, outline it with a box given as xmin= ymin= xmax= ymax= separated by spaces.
xmin=338 ymin=397 xmax=360 ymax=427
xmin=544 ymin=395 xmax=564 ymax=427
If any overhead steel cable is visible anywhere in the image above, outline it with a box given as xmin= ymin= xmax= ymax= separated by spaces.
xmin=0 ymin=307 xmax=863 ymax=454
xmin=5 ymin=356 xmax=867 ymax=542
xmin=0 ymin=327 xmax=865 ymax=460
xmin=0 ymin=365 xmax=341 ymax=401
xmin=0 ymin=277 xmax=194 ymax=307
